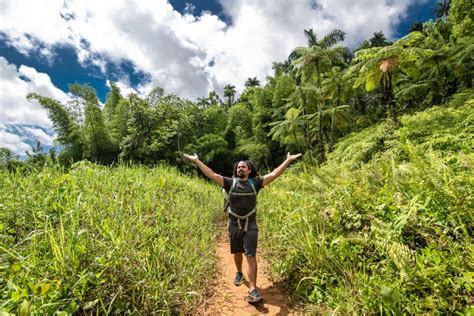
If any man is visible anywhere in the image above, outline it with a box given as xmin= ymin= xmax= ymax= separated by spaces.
xmin=183 ymin=152 xmax=302 ymax=304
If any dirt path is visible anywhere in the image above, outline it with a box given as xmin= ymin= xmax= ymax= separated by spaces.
xmin=201 ymin=234 xmax=295 ymax=315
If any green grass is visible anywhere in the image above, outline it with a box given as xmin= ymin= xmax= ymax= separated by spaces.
xmin=0 ymin=163 xmax=221 ymax=314
xmin=1 ymin=95 xmax=472 ymax=314
xmin=258 ymin=97 xmax=473 ymax=314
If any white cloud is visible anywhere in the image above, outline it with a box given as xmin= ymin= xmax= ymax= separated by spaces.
xmin=0 ymin=0 xmax=423 ymax=99
xmin=0 ymin=57 xmax=70 ymax=128
xmin=0 ymin=57 xmax=52 ymax=128
xmin=18 ymin=65 xmax=71 ymax=105
xmin=0 ymin=130 xmax=32 ymax=155
xmin=23 ymin=127 xmax=55 ymax=146
xmin=0 ymin=57 xmax=68 ymax=154
xmin=208 ymin=0 xmax=424 ymax=88
xmin=184 ymin=3 xmax=196 ymax=15
xmin=0 ymin=0 xmax=69 ymax=55
xmin=107 ymin=79 xmax=141 ymax=99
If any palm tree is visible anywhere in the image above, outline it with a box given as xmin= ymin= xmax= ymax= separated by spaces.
xmin=291 ymin=29 xmax=346 ymax=162
xmin=304 ymin=28 xmax=318 ymax=47
xmin=208 ymin=91 xmax=222 ymax=106
xmin=322 ymin=67 xmax=350 ymax=152
xmin=409 ymin=21 xmax=424 ymax=33
xmin=223 ymin=84 xmax=236 ymax=108
xmin=290 ymin=29 xmax=346 ymax=59
xmin=434 ymin=0 xmax=451 ymax=19
xmin=370 ymin=31 xmax=389 ymax=47
xmin=272 ymin=60 xmax=292 ymax=76
xmin=449 ymin=36 xmax=474 ymax=89
xmin=245 ymin=77 xmax=260 ymax=87
xmin=268 ymin=107 xmax=306 ymax=150
xmin=393 ymin=18 xmax=458 ymax=107
xmin=196 ymin=97 xmax=210 ymax=108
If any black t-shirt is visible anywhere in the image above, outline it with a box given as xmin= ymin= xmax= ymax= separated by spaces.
xmin=223 ymin=176 xmax=264 ymax=217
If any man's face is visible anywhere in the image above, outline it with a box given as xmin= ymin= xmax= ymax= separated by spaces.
xmin=236 ymin=161 xmax=250 ymax=178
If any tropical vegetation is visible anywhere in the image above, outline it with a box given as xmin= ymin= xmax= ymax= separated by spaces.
xmin=1 ymin=0 xmax=472 ymax=313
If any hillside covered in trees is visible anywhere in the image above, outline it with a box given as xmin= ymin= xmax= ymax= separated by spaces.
xmin=1 ymin=0 xmax=472 ymax=314
xmin=1 ymin=0 xmax=471 ymax=175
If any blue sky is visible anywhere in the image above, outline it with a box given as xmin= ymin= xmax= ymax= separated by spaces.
xmin=0 ymin=0 xmax=438 ymax=155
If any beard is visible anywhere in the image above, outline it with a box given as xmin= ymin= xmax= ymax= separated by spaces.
xmin=237 ymin=171 xmax=245 ymax=178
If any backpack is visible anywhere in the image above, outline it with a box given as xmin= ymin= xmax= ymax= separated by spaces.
xmin=222 ymin=177 xmax=257 ymax=231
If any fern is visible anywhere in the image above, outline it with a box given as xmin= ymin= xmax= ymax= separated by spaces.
xmin=333 ymin=235 xmax=415 ymax=280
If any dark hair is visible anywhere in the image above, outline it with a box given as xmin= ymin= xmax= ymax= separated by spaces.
xmin=233 ymin=160 xmax=258 ymax=178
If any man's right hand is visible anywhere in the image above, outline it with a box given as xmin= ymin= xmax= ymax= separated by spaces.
xmin=183 ymin=153 xmax=199 ymax=162
xmin=287 ymin=152 xmax=302 ymax=162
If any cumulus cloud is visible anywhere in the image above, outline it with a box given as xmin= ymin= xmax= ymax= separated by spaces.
xmin=0 ymin=57 xmax=65 ymax=154
xmin=0 ymin=57 xmax=70 ymax=128
xmin=184 ymin=3 xmax=196 ymax=15
xmin=0 ymin=0 xmax=69 ymax=60
xmin=1 ymin=0 xmax=424 ymax=99
xmin=0 ymin=57 xmax=51 ymax=128
xmin=0 ymin=129 xmax=32 ymax=155
xmin=22 ymin=127 xmax=55 ymax=146
xmin=107 ymin=79 xmax=141 ymax=99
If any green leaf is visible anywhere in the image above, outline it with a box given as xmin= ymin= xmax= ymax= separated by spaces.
xmin=17 ymin=301 xmax=30 ymax=316
xmin=353 ymin=76 xmax=365 ymax=89
xmin=83 ymin=299 xmax=99 ymax=311
xmin=366 ymin=71 xmax=381 ymax=91
xmin=11 ymin=291 xmax=22 ymax=303
xmin=285 ymin=108 xmax=301 ymax=120
xmin=66 ymin=301 xmax=79 ymax=314
xmin=11 ymin=288 xmax=26 ymax=303
xmin=39 ymin=282 xmax=52 ymax=296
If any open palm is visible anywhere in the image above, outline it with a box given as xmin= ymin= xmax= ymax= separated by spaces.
xmin=287 ymin=153 xmax=303 ymax=161
xmin=183 ymin=153 xmax=199 ymax=161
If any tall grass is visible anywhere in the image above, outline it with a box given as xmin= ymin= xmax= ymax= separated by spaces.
xmin=258 ymin=100 xmax=473 ymax=314
xmin=0 ymin=163 xmax=221 ymax=314
xmin=1 ymin=97 xmax=472 ymax=314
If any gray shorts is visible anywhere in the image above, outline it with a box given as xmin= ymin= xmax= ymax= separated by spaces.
xmin=228 ymin=217 xmax=258 ymax=256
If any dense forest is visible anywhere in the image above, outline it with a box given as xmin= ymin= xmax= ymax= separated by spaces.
xmin=1 ymin=0 xmax=473 ymax=314
xmin=1 ymin=0 xmax=471 ymax=175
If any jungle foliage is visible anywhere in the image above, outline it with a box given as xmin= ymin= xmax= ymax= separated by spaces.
xmin=2 ymin=0 xmax=469 ymax=176
xmin=1 ymin=0 xmax=473 ymax=314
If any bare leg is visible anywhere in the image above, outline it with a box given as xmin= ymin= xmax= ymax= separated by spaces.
xmin=245 ymin=255 xmax=257 ymax=291
xmin=234 ymin=253 xmax=243 ymax=272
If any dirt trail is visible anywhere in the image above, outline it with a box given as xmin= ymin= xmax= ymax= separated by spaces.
xmin=201 ymin=235 xmax=296 ymax=315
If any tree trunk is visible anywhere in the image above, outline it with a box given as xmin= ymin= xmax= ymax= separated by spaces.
xmin=316 ymin=62 xmax=326 ymax=163
xmin=381 ymin=72 xmax=395 ymax=121
xmin=329 ymin=86 xmax=340 ymax=153
xmin=298 ymin=85 xmax=311 ymax=151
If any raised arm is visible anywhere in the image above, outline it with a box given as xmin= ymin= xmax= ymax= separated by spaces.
xmin=183 ymin=153 xmax=224 ymax=187
xmin=262 ymin=153 xmax=302 ymax=186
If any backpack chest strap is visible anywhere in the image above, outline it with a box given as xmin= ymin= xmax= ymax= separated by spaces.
xmin=230 ymin=192 xmax=256 ymax=196
xmin=227 ymin=207 xmax=256 ymax=232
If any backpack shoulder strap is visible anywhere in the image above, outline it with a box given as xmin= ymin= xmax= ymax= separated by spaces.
xmin=248 ymin=178 xmax=257 ymax=195
xmin=223 ymin=178 xmax=237 ymax=212
xmin=229 ymin=177 xmax=238 ymax=195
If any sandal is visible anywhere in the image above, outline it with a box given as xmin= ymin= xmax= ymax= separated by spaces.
xmin=246 ymin=288 xmax=264 ymax=304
